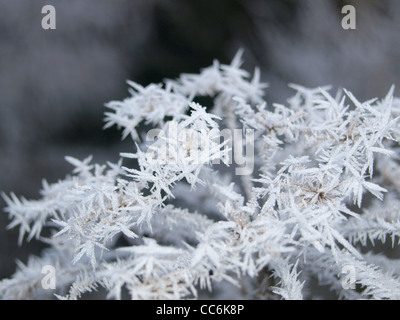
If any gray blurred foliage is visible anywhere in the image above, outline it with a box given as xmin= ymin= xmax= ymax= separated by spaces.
xmin=1 ymin=0 xmax=400 ymax=292
xmin=245 ymin=0 xmax=400 ymax=102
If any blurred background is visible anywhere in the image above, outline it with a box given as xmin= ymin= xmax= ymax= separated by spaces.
xmin=1 ymin=0 xmax=400 ymax=281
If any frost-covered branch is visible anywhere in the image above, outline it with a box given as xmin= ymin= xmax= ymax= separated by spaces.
xmin=1 ymin=52 xmax=400 ymax=300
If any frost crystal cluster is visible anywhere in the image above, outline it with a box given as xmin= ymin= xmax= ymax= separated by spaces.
xmin=2 ymin=51 xmax=400 ymax=300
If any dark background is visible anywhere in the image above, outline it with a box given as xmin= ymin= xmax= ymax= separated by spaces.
xmin=1 ymin=0 xmax=400 ymax=281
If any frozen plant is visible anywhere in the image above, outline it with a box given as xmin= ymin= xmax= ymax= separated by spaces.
xmin=1 ymin=51 xmax=400 ymax=300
